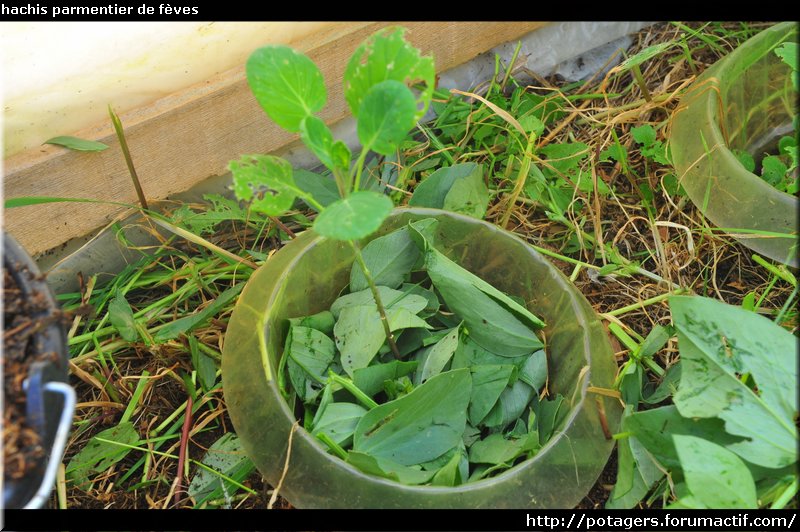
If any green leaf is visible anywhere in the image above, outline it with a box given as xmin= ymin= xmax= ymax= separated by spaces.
xmin=519 ymin=115 xmax=545 ymax=136
xmin=599 ymin=143 xmax=628 ymax=166
xmin=468 ymin=364 xmax=516 ymax=426
xmin=353 ymin=368 xmax=472 ymax=466
xmin=430 ymin=448 xmax=464 ymax=486
xmin=624 ymin=405 xmax=745 ymax=470
xmin=350 ymin=226 xmax=421 ymax=292
xmin=312 ymin=402 xmax=368 ymax=447
xmin=673 ymin=434 xmax=758 ymax=508
xmin=292 ymin=169 xmax=341 ymax=211
xmin=246 ymin=45 xmax=326 ymax=132
xmin=330 ymin=286 xmax=428 ymax=319
xmin=288 ymin=310 xmax=335 ymax=335
xmin=173 ymin=194 xmax=247 ymax=235
xmin=108 ymin=289 xmax=138 ymax=342
xmin=346 ymin=451 xmax=436 ymax=485
xmin=540 ymin=142 xmax=590 ymax=175
xmin=230 ymin=154 xmax=300 ymax=216
xmin=414 ymin=326 xmax=460 ymax=385
xmin=468 ymin=431 xmax=540 ymax=466
xmin=188 ymin=433 xmax=255 ymax=507
xmin=409 ymin=163 xmax=488 ymax=219
xmin=535 ymin=394 xmax=567 ymax=444
xmin=733 ymin=149 xmax=756 ymax=172
xmin=630 ymin=125 xmax=656 ymax=147
xmin=66 ymin=422 xmax=139 ymax=490
xmin=642 ymin=362 xmax=681 ymax=404
xmin=153 ymin=283 xmax=243 ymax=342
xmin=637 ymin=324 xmax=674 ymax=359
xmin=482 ymin=380 xmax=534 ymax=430
xmin=344 ymin=26 xmax=435 ymax=121
xmin=189 ymin=335 xmax=218 ymax=393
xmin=670 ymin=295 xmax=798 ymax=468
xmin=615 ymin=42 xmax=675 ymax=72
xmin=761 ymin=155 xmax=788 ymax=186
xmin=774 ymin=42 xmax=799 ymax=91
xmin=357 ymin=80 xmax=417 ymax=156
xmin=287 ymin=326 xmax=335 ymax=383
xmin=419 ymin=241 xmax=544 ymax=357
xmin=606 ymin=427 xmax=664 ymax=509
xmin=44 ymin=135 xmax=109 ymax=151
xmin=517 ymin=350 xmax=547 ymax=390
xmin=335 ymin=305 xmax=430 ymax=376
xmin=313 ymin=191 xmax=393 ymax=241
xmin=353 ymin=360 xmax=418 ymax=397
xmin=300 ymin=116 xmax=337 ymax=171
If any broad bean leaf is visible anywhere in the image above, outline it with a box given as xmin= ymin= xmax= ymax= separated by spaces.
xmin=350 ymin=226 xmax=421 ymax=293
xmin=330 ymin=286 xmax=427 ymax=319
xmin=674 ymin=434 xmax=758 ymax=508
xmin=414 ymin=326 xmax=460 ymax=385
xmin=468 ymin=364 xmax=516 ymax=426
xmin=606 ymin=408 xmax=664 ymax=509
xmin=246 ymin=45 xmax=326 ymax=132
xmin=670 ymin=295 xmax=798 ymax=468
xmin=353 ymin=368 xmax=471 ymax=466
xmin=346 ymin=451 xmax=436 ymax=485
xmin=418 ymin=238 xmax=544 ymax=356
xmin=357 ymin=80 xmax=417 ymax=156
xmin=66 ymin=421 xmax=139 ymax=490
xmin=335 ymin=305 xmax=430 ymax=376
xmin=353 ymin=360 xmax=418 ymax=397
xmin=286 ymin=325 xmax=335 ymax=403
xmin=430 ymin=448 xmax=464 ymax=487
xmin=343 ymin=26 xmax=435 ymax=121
xmin=482 ymin=380 xmax=534 ymax=430
xmin=623 ymin=405 xmax=744 ymax=470
xmin=313 ymin=191 xmax=393 ymax=241
xmin=312 ymin=402 xmax=368 ymax=447
xmin=468 ymin=431 xmax=540 ymax=465
xmin=230 ymin=154 xmax=299 ymax=216
xmin=188 ymin=433 xmax=255 ymax=507
xmin=289 ymin=310 xmax=335 ymax=335
xmin=518 ymin=350 xmax=547 ymax=390
xmin=409 ymin=163 xmax=489 ymax=219
xmin=535 ymin=394 xmax=567 ymax=445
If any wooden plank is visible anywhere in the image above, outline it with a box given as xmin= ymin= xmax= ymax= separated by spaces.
xmin=3 ymin=22 xmax=547 ymax=256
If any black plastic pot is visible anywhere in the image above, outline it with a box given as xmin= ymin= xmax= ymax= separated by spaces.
xmin=3 ymin=232 xmax=75 ymax=509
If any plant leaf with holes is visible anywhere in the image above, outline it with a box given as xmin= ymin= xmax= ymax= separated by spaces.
xmin=246 ymin=45 xmax=326 ymax=132
xmin=313 ymin=191 xmax=393 ymax=240
xmin=670 ymin=295 xmax=797 ymax=468
xmin=344 ymin=26 xmax=435 ymax=121
xmin=230 ymin=154 xmax=302 ymax=216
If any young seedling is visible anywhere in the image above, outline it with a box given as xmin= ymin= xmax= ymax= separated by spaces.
xmin=230 ymin=27 xmax=435 ymax=358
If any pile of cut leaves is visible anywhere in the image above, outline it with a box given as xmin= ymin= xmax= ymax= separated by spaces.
xmin=279 ymin=218 xmax=566 ymax=485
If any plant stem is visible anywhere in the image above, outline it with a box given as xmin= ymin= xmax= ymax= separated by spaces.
xmin=351 ymin=147 xmax=370 ymax=192
xmin=603 ymin=288 xmax=688 ymax=318
xmin=348 ymin=241 xmax=402 ymax=360
xmin=327 ymin=372 xmax=379 ymax=410
xmin=770 ymin=477 xmax=798 ymax=509
xmin=316 ymin=433 xmax=348 ymax=461
xmin=108 ymin=105 xmax=148 ymax=210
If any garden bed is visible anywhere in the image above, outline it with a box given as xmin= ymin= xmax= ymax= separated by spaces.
xmin=9 ymin=21 xmax=796 ymax=510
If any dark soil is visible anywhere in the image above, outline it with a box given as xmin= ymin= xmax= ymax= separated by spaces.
xmin=2 ymin=265 xmax=53 ymax=483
